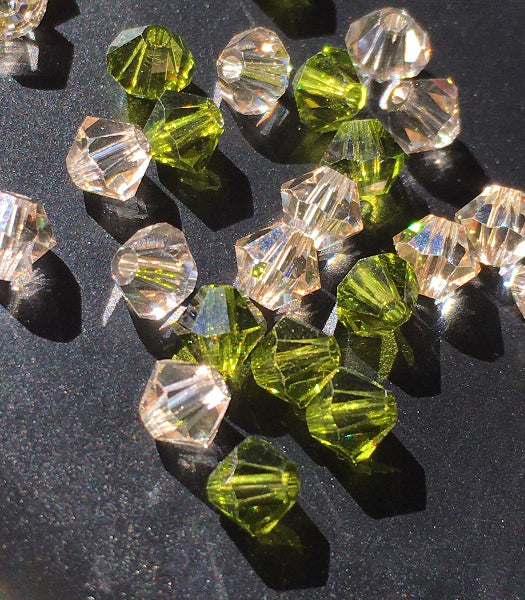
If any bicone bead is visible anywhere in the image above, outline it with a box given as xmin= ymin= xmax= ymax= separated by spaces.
xmin=0 ymin=0 xmax=47 ymax=39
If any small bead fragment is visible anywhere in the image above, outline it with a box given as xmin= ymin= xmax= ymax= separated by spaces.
xmin=0 ymin=0 xmax=47 ymax=39
xmin=216 ymin=27 xmax=291 ymax=115
xmin=337 ymin=253 xmax=419 ymax=336
xmin=293 ymin=46 xmax=367 ymax=133
xmin=107 ymin=25 xmax=194 ymax=99
xmin=306 ymin=367 xmax=397 ymax=463
xmin=500 ymin=260 xmax=525 ymax=318
xmin=207 ymin=437 xmax=300 ymax=536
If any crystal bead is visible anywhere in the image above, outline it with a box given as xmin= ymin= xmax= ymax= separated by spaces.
xmin=111 ymin=223 xmax=197 ymax=320
xmin=235 ymin=222 xmax=321 ymax=311
xmin=345 ymin=7 xmax=431 ymax=82
xmin=0 ymin=190 xmax=55 ymax=282
xmin=0 ymin=0 xmax=47 ymax=39
xmin=293 ymin=46 xmax=367 ymax=133
xmin=107 ymin=25 xmax=194 ymax=99
xmin=172 ymin=285 xmax=266 ymax=379
xmin=306 ymin=367 xmax=397 ymax=463
xmin=251 ymin=317 xmax=340 ymax=409
xmin=322 ymin=119 xmax=407 ymax=197
xmin=216 ymin=27 xmax=291 ymax=115
xmin=66 ymin=116 xmax=152 ymax=201
xmin=143 ymin=92 xmax=224 ymax=172
xmin=139 ymin=360 xmax=230 ymax=449
xmin=281 ymin=165 xmax=363 ymax=252
xmin=500 ymin=260 xmax=525 ymax=318
xmin=207 ymin=437 xmax=300 ymax=536
xmin=455 ymin=184 xmax=525 ymax=268
xmin=337 ymin=253 xmax=419 ymax=336
xmin=379 ymin=78 xmax=460 ymax=154
xmin=393 ymin=215 xmax=480 ymax=301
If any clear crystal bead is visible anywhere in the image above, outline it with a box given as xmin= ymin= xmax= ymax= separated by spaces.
xmin=139 ymin=360 xmax=230 ymax=449
xmin=0 ymin=0 xmax=47 ymax=39
xmin=0 ymin=190 xmax=56 ymax=282
xmin=216 ymin=27 xmax=291 ymax=115
xmin=500 ymin=260 xmax=525 ymax=318
xmin=379 ymin=78 xmax=460 ymax=154
xmin=393 ymin=214 xmax=480 ymax=300
xmin=281 ymin=166 xmax=363 ymax=252
xmin=455 ymin=184 xmax=525 ymax=268
xmin=345 ymin=7 xmax=431 ymax=82
xmin=111 ymin=223 xmax=197 ymax=320
xmin=66 ymin=117 xmax=152 ymax=202
xmin=235 ymin=222 xmax=321 ymax=310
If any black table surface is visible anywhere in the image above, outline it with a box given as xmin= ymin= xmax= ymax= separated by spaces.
xmin=0 ymin=1 xmax=524 ymax=598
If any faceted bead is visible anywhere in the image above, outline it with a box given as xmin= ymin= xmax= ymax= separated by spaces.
xmin=0 ymin=0 xmax=47 ymax=39
xmin=306 ymin=367 xmax=397 ymax=463
xmin=281 ymin=165 xmax=363 ymax=252
xmin=143 ymin=92 xmax=224 ymax=172
xmin=337 ymin=253 xmax=419 ymax=336
xmin=293 ymin=46 xmax=367 ymax=133
xmin=322 ymin=119 xmax=407 ymax=197
xmin=111 ymin=223 xmax=197 ymax=320
xmin=207 ymin=437 xmax=300 ymax=536
xmin=107 ymin=25 xmax=194 ymax=99
xmin=345 ymin=7 xmax=431 ymax=82
xmin=500 ymin=260 xmax=525 ymax=318
xmin=235 ymin=222 xmax=321 ymax=311
xmin=172 ymin=285 xmax=266 ymax=379
xmin=455 ymin=184 xmax=525 ymax=268
xmin=251 ymin=317 xmax=340 ymax=409
xmin=216 ymin=27 xmax=291 ymax=116
xmin=66 ymin=116 xmax=152 ymax=201
xmin=0 ymin=190 xmax=55 ymax=282
xmin=393 ymin=214 xmax=480 ymax=301
xmin=379 ymin=78 xmax=460 ymax=154
xmin=139 ymin=360 xmax=230 ymax=449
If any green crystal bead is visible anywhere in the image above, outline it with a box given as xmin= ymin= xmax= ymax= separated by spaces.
xmin=322 ymin=119 xmax=407 ymax=196
xmin=207 ymin=437 xmax=300 ymax=536
xmin=293 ymin=46 xmax=367 ymax=133
xmin=337 ymin=253 xmax=419 ymax=336
xmin=107 ymin=25 xmax=194 ymax=99
xmin=251 ymin=317 xmax=340 ymax=409
xmin=173 ymin=285 xmax=266 ymax=379
xmin=143 ymin=92 xmax=224 ymax=172
xmin=306 ymin=367 xmax=397 ymax=463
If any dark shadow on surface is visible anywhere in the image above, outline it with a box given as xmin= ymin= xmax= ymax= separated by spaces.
xmin=84 ymin=176 xmax=182 ymax=244
xmin=0 ymin=252 xmax=81 ymax=342
xmin=157 ymin=151 xmax=253 ymax=231
xmin=40 ymin=0 xmax=80 ymax=28
xmin=276 ymin=289 xmax=336 ymax=331
xmin=129 ymin=309 xmax=182 ymax=360
xmin=252 ymin=0 xmax=336 ymax=39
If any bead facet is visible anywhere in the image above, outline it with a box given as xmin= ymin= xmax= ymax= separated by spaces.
xmin=337 ymin=253 xmax=419 ymax=336
xmin=143 ymin=92 xmax=224 ymax=172
xmin=107 ymin=25 xmax=194 ymax=99
xmin=293 ymin=46 xmax=367 ymax=133
xmin=500 ymin=260 xmax=525 ymax=319
xmin=281 ymin=166 xmax=363 ymax=252
xmin=216 ymin=27 xmax=291 ymax=115
xmin=0 ymin=0 xmax=47 ymax=39
xmin=66 ymin=116 xmax=152 ymax=201
xmin=173 ymin=285 xmax=266 ymax=379
xmin=207 ymin=437 xmax=300 ymax=536
xmin=455 ymin=184 xmax=525 ymax=268
xmin=139 ymin=360 xmax=231 ymax=449
xmin=111 ymin=223 xmax=197 ymax=320
xmin=306 ymin=367 xmax=397 ymax=463
xmin=393 ymin=215 xmax=480 ymax=300
xmin=235 ymin=222 xmax=321 ymax=311
xmin=345 ymin=7 xmax=431 ymax=82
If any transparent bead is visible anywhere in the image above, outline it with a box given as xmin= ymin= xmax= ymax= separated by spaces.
xmin=345 ymin=7 xmax=431 ymax=82
xmin=66 ymin=117 xmax=152 ymax=201
xmin=216 ymin=27 xmax=291 ymax=115
xmin=235 ymin=222 xmax=320 ymax=311
xmin=500 ymin=260 xmax=525 ymax=318
xmin=0 ymin=0 xmax=47 ymax=39
xmin=393 ymin=214 xmax=480 ymax=300
xmin=379 ymin=78 xmax=460 ymax=154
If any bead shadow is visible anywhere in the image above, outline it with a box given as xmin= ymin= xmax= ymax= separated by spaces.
xmin=252 ymin=0 xmax=336 ymax=39
xmin=0 ymin=252 xmax=81 ymax=342
xmin=128 ymin=308 xmax=183 ymax=359
xmin=40 ymin=0 xmax=80 ymax=28
xmin=83 ymin=176 xmax=182 ymax=244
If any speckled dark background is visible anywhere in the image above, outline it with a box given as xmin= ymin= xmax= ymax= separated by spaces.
xmin=0 ymin=0 xmax=523 ymax=598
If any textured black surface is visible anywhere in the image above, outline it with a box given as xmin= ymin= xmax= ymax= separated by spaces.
xmin=0 ymin=1 xmax=524 ymax=599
